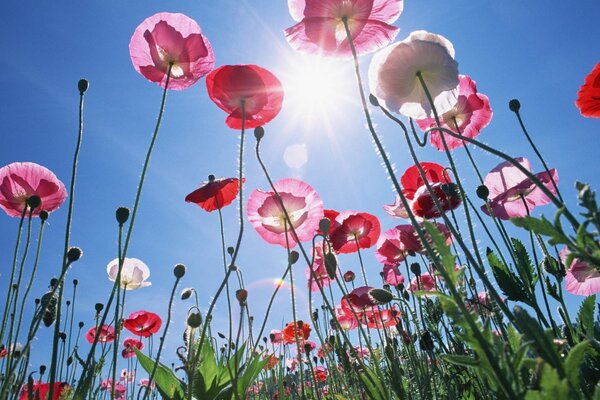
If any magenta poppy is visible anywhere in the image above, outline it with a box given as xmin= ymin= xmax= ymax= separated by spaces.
xmin=123 ymin=311 xmax=162 ymax=338
xmin=341 ymin=286 xmax=380 ymax=315
xmin=85 ymin=325 xmax=115 ymax=344
xmin=19 ymin=382 xmax=69 ymax=400
xmin=284 ymin=0 xmax=403 ymax=58
xmin=247 ymin=178 xmax=323 ymax=248
xmin=576 ymin=63 xmax=600 ymax=118
xmin=185 ymin=177 xmax=243 ymax=212
xmin=409 ymin=273 xmax=436 ymax=292
xmin=400 ymin=162 xmax=461 ymax=219
xmin=129 ymin=12 xmax=215 ymax=90
xmin=0 ymin=162 xmax=66 ymax=218
xmin=334 ymin=305 xmax=359 ymax=330
xmin=206 ymin=64 xmax=284 ymax=129
xmin=122 ymin=337 xmax=144 ymax=359
xmin=363 ymin=307 xmax=400 ymax=328
xmin=416 ymin=75 xmax=493 ymax=151
xmin=317 ymin=209 xmax=341 ymax=235
xmin=382 ymin=264 xmax=405 ymax=286
xmin=481 ymin=158 xmax=558 ymax=220
xmin=306 ymin=243 xmax=337 ymax=292
xmin=561 ymin=248 xmax=600 ymax=296
xmin=375 ymin=225 xmax=422 ymax=266
xmin=329 ymin=211 xmax=381 ymax=253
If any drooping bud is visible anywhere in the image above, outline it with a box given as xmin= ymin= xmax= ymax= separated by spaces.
xmin=369 ymin=288 xmax=394 ymax=304
xmin=187 ymin=312 xmax=202 ymax=328
xmin=180 ymin=288 xmax=194 ymax=300
xmin=369 ymin=94 xmax=380 ymax=107
xmin=288 ymin=251 xmax=299 ymax=265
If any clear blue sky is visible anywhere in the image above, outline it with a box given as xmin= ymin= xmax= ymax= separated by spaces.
xmin=1 ymin=0 xmax=599 ymax=370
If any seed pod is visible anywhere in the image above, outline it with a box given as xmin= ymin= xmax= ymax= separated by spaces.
xmin=40 ymin=291 xmax=58 ymax=327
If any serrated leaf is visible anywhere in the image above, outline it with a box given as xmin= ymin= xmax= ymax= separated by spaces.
xmin=512 ymin=238 xmax=536 ymax=290
xmin=487 ymin=248 xmax=530 ymax=304
xmin=134 ymin=349 xmax=186 ymax=400
xmin=577 ymin=295 xmax=596 ymax=339
xmin=565 ymin=340 xmax=595 ymax=389
xmin=512 ymin=216 xmax=569 ymax=245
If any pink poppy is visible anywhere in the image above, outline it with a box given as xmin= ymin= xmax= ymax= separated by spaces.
xmin=129 ymin=12 xmax=215 ymax=90
xmin=270 ymin=329 xmax=283 ymax=344
xmin=330 ymin=211 xmax=381 ymax=253
xmin=416 ymin=75 xmax=492 ymax=151
xmin=334 ymin=306 xmax=359 ymax=330
xmin=364 ymin=307 xmax=400 ymax=328
xmin=101 ymin=379 xmax=127 ymax=399
xmin=382 ymin=264 xmax=405 ymax=286
xmin=0 ymin=162 xmax=66 ymax=218
xmin=206 ymin=64 xmax=284 ymax=129
xmin=401 ymin=162 xmax=461 ymax=219
xmin=123 ymin=311 xmax=162 ymax=338
xmin=369 ymin=30 xmax=459 ymax=119
xmin=19 ymin=382 xmax=69 ymax=400
xmin=122 ymin=337 xmax=144 ymax=359
xmin=384 ymin=195 xmax=410 ymax=219
xmin=561 ymin=248 xmax=600 ymax=296
xmin=481 ymin=158 xmax=558 ymax=220
xmin=86 ymin=325 xmax=115 ymax=344
xmin=247 ymin=178 xmax=323 ymax=248
xmin=185 ymin=176 xmax=243 ymax=212
xmin=409 ymin=273 xmax=436 ymax=292
xmin=306 ymin=243 xmax=337 ymax=291
xmin=284 ymin=0 xmax=403 ymax=58
xmin=576 ymin=63 xmax=600 ymax=118
xmin=340 ymin=286 xmax=380 ymax=315
xmin=375 ymin=225 xmax=422 ymax=266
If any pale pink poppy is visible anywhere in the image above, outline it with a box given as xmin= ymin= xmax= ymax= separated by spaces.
xmin=0 ymin=162 xmax=66 ymax=218
xmin=129 ymin=12 xmax=215 ymax=90
xmin=481 ymin=158 xmax=558 ymax=220
xmin=409 ymin=273 xmax=436 ymax=292
xmin=384 ymin=195 xmax=410 ymax=219
xmin=375 ymin=225 xmax=422 ymax=266
xmin=284 ymin=0 xmax=403 ymax=58
xmin=561 ymin=248 xmax=600 ymax=296
xmin=247 ymin=178 xmax=323 ymax=248
xmin=369 ymin=30 xmax=459 ymax=119
xmin=330 ymin=211 xmax=381 ymax=253
xmin=306 ymin=243 xmax=337 ymax=291
xmin=107 ymin=258 xmax=151 ymax=290
xmin=382 ymin=264 xmax=405 ymax=286
xmin=334 ymin=306 xmax=359 ymax=330
xmin=416 ymin=75 xmax=492 ymax=151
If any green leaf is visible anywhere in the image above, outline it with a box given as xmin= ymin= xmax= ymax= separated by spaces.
xmin=512 ymin=238 xmax=537 ymax=290
xmin=487 ymin=248 xmax=530 ymax=304
xmin=440 ymin=354 xmax=480 ymax=367
xmin=423 ymin=221 xmax=458 ymax=285
xmin=525 ymin=364 xmax=571 ymax=399
xmin=577 ymin=295 xmax=596 ymax=339
xmin=134 ymin=349 xmax=186 ymax=400
xmin=565 ymin=340 xmax=595 ymax=389
xmin=512 ymin=216 xmax=570 ymax=246
xmin=358 ymin=366 xmax=389 ymax=400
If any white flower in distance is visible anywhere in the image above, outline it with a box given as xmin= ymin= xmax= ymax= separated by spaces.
xmin=107 ymin=258 xmax=152 ymax=290
xmin=368 ymin=30 xmax=459 ymax=119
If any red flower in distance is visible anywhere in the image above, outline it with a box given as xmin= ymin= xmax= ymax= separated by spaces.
xmin=206 ymin=64 xmax=284 ymax=129
xmin=401 ymin=162 xmax=461 ymax=219
xmin=576 ymin=62 xmax=600 ymax=118
xmin=124 ymin=311 xmax=162 ymax=338
xmin=330 ymin=211 xmax=381 ymax=253
xmin=19 ymin=382 xmax=69 ymax=400
xmin=185 ymin=176 xmax=243 ymax=212
xmin=282 ymin=321 xmax=311 ymax=344
xmin=122 ymin=337 xmax=144 ymax=359
xmin=129 ymin=12 xmax=215 ymax=90
xmin=285 ymin=0 xmax=403 ymax=58
xmin=86 ymin=325 xmax=115 ymax=344
xmin=375 ymin=224 xmax=422 ymax=266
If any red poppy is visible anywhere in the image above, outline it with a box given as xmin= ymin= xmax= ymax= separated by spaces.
xmin=281 ymin=320 xmax=311 ymax=344
xmin=85 ymin=325 xmax=115 ymax=344
xmin=122 ymin=337 xmax=144 ymax=359
xmin=185 ymin=176 xmax=243 ymax=212
xmin=576 ymin=63 xmax=600 ymax=118
xmin=19 ymin=382 xmax=69 ymax=400
xmin=400 ymin=162 xmax=461 ymax=219
xmin=206 ymin=64 xmax=284 ymax=129
xmin=329 ymin=211 xmax=381 ymax=253
xmin=364 ymin=307 xmax=400 ymax=329
xmin=123 ymin=311 xmax=162 ymax=338
xmin=314 ymin=366 xmax=328 ymax=382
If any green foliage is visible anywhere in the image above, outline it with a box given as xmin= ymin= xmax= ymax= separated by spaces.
xmin=487 ymin=248 xmax=531 ymax=305
xmin=134 ymin=349 xmax=186 ymax=400
xmin=525 ymin=365 xmax=570 ymax=400
xmin=577 ymin=295 xmax=597 ymax=339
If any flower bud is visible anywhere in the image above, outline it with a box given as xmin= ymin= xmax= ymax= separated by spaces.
xmin=410 ymin=263 xmax=421 ymax=276
xmin=476 ymin=185 xmax=490 ymax=200
xmin=78 ymin=79 xmax=89 ymax=94
xmin=187 ymin=312 xmax=202 ymax=328
xmin=369 ymin=288 xmax=394 ymax=304
xmin=27 ymin=195 xmax=41 ymax=210
xmin=39 ymin=210 xmax=49 ymax=221
xmin=369 ymin=94 xmax=380 ymax=107
xmin=343 ymin=270 xmax=355 ymax=282
xmin=236 ymin=289 xmax=248 ymax=304
xmin=73 ymin=279 xmax=79 ymax=286
xmin=173 ymin=263 xmax=186 ymax=278
xmin=288 ymin=251 xmax=299 ymax=265
xmin=39 ymin=365 xmax=47 ymax=375
xmin=318 ymin=218 xmax=331 ymax=234
xmin=180 ymin=288 xmax=194 ymax=300
xmin=508 ymin=99 xmax=521 ymax=112
xmin=78 ymin=321 xmax=84 ymax=329
xmin=208 ymin=174 xmax=216 ymax=183
xmin=67 ymin=247 xmax=82 ymax=262
xmin=227 ymin=247 xmax=235 ymax=256
xmin=116 ymin=207 xmax=130 ymax=225
xmin=94 ymin=303 xmax=104 ymax=314
xmin=254 ymin=126 xmax=265 ymax=140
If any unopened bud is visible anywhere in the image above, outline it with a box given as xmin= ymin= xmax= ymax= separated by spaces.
xmin=410 ymin=263 xmax=421 ymax=276
xmin=254 ymin=126 xmax=265 ymax=140
xmin=476 ymin=185 xmax=490 ymax=200
xmin=369 ymin=94 xmax=380 ymax=107
xmin=508 ymin=99 xmax=521 ymax=112
xmin=78 ymin=79 xmax=89 ymax=94
xmin=180 ymin=288 xmax=194 ymax=300
xmin=369 ymin=288 xmax=394 ymax=304
xmin=288 ymin=251 xmax=299 ymax=265
xmin=319 ymin=218 xmax=331 ymax=234
xmin=27 ymin=195 xmax=41 ymax=210
xmin=39 ymin=211 xmax=49 ymax=221
xmin=115 ymin=207 xmax=130 ymax=225
xmin=236 ymin=289 xmax=248 ymax=304
xmin=67 ymin=247 xmax=82 ymax=262
xmin=187 ymin=312 xmax=202 ymax=328
xmin=343 ymin=270 xmax=355 ymax=282
xmin=173 ymin=263 xmax=186 ymax=278
xmin=94 ymin=303 xmax=104 ymax=314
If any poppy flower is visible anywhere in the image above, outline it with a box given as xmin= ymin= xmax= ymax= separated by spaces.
xmin=101 ymin=379 xmax=127 ymax=399
xmin=561 ymin=247 xmax=600 ymax=296
xmin=364 ymin=307 xmax=400 ymax=328
xmin=317 ymin=209 xmax=341 ymax=235
xmin=247 ymin=178 xmax=323 ymax=248
xmin=329 ymin=211 xmax=381 ymax=253
xmin=575 ymin=63 xmax=600 ymax=118
xmin=375 ymin=225 xmax=422 ymax=266
xmin=381 ymin=264 xmax=405 ymax=286
xmin=400 ymin=162 xmax=461 ymax=219
xmin=120 ymin=369 xmax=136 ymax=383
xmin=206 ymin=64 xmax=284 ymax=129
xmin=19 ymin=382 xmax=69 ymax=400
xmin=306 ymin=242 xmax=337 ymax=292
xmin=129 ymin=12 xmax=215 ymax=90
xmin=314 ymin=366 xmax=328 ymax=382
xmin=282 ymin=321 xmax=311 ymax=344
xmin=416 ymin=75 xmax=492 ymax=151
xmin=480 ymin=158 xmax=558 ymax=220
xmin=122 ymin=337 xmax=144 ymax=359
xmin=334 ymin=305 xmax=360 ymax=330
xmin=0 ymin=343 xmax=23 ymax=358
xmin=369 ymin=30 xmax=459 ymax=119
xmin=270 ymin=329 xmax=283 ymax=344
xmin=86 ymin=325 xmax=115 ymax=344
xmin=0 ymin=162 xmax=67 ymax=218
xmin=384 ymin=195 xmax=410 ymax=219
xmin=107 ymin=258 xmax=151 ymax=290
xmin=284 ymin=0 xmax=403 ymax=58
xmin=409 ymin=273 xmax=436 ymax=292
xmin=340 ymin=286 xmax=381 ymax=315
xmin=124 ymin=311 xmax=162 ymax=338
xmin=185 ymin=176 xmax=242 ymax=212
